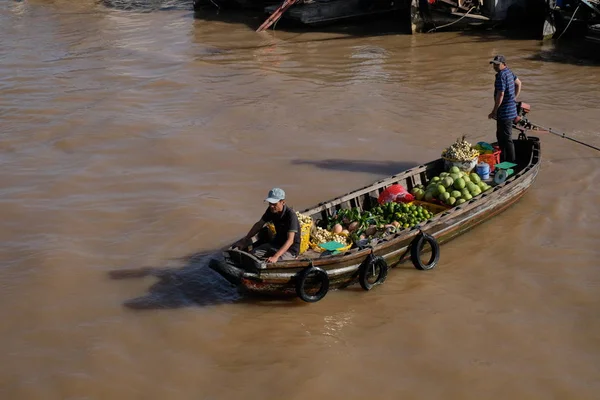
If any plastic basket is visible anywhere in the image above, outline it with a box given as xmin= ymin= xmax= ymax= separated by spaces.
xmin=442 ymin=154 xmax=479 ymax=173
xmin=267 ymin=220 xmax=313 ymax=254
xmin=309 ymin=241 xmax=352 ymax=254
xmin=300 ymin=220 xmax=312 ymax=254
xmin=309 ymin=232 xmax=352 ymax=253
xmin=478 ymin=150 xmax=501 ymax=172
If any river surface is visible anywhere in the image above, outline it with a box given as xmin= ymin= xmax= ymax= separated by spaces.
xmin=1 ymin=1 xmax=600 ymax=399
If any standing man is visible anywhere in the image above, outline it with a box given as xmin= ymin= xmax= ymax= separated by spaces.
xmin=488 ymin=55 xmax=522 ymax=163
xmin=233 ymin=187 xmax=300 ymax=263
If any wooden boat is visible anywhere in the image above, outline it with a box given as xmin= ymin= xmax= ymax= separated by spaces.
xmin=261 ymin=0 xmax=411 ymax=27
xmin=209 ymin=132 xmax=541 ymax=302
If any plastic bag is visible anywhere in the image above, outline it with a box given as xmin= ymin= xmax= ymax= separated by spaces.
xmin=474 ymin=142 xmax=494 ymax=154
xmin=378 ymin=184 xmax=414 ymax=205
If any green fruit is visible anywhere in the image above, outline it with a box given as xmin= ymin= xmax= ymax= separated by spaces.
xmin=478 ymin=181 xmax=487 ymax=190
xmin=443 ymin=177 xmax=454 ymax=188
xmin=456 ymin=198 xmax=466 ymax=205
xmin=454 ymin=178 xmax=466 ymax=190
xmin=470 ymin=173 xmax=481 ymax=184
xmin=451 ymin=190 xmax=462 ymax=199
xmin=440 ymin=192 xmax=451 ymax=201
xmin=446 ymin=196 xmax=456 ymax=206
xmin=450 ymin=173 xmax=461 ymax=181
xmin=449 ymin=166 xmax=460 ymax=174
xmin=415 ymin=189 xmax=425 ymax=200
xmin=462 ymin=175 xmax=471 ymax=183
xmin=440 ymin=172 xmax=449 ymax=178
xmin=424 ymin=192 xmax=435 ymax=202
xmin=432 ymin=176 xmax=441 ymax=182
xmin=463 ymin=193 xmax=473 ymax=200
xmin=466 ymin=182 xmax=477 ymax=192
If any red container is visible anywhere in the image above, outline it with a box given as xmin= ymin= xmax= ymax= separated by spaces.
xmin=492 ymin=149 xmax=501 ymax=165
xmin=478 ymin=149 xmax=502 ymax=172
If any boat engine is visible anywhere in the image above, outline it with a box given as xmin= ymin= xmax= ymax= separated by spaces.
xmin=513 ymin=101 xmax=533 ymax=132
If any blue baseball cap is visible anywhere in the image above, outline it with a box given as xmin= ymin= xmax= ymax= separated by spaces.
xmin=490 ymin=55 xmax=506 ymax=65
xmin=265 ymin=187 xmax=285 ymax=203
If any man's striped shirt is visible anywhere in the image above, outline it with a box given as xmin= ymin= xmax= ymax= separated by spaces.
xmin=494 ymin=67 xmax=518 ymax=121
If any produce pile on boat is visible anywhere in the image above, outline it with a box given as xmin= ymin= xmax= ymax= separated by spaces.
xmin=410 ymin=166 xmax=492 ymax=206
xmin=296 ymin=211 xmax=313 ymax=226
xmin=309 ymin=201 xmax=437 ymax=246
xmin=298 ymin=137 xmax=499 ymax=251
xmin=441 ymin=136 xmax=480 ymax=161
xmin=310 ymin=226 xmax=352 ymax=247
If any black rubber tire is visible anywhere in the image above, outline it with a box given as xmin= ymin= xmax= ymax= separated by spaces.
xmin=410 ymin=232 xmax=440 ymax=271
xmin=295 ymin=266 xmax=329 ymax=303
xmin=359 ymin=255 xmax=389 ymax=291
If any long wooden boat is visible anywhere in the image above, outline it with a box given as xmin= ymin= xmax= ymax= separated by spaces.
xmin=209 ymin=133 xmax=541 ymax=302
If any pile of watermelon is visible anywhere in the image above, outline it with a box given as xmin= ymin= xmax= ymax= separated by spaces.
xmin=410 ymin=166 xmax=492 ymax=207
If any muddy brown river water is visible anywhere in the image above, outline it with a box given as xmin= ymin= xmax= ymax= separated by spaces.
xmin=1 ymin=1 xmax=599 ymax=399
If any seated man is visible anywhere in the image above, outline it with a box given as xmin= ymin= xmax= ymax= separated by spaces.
xmin=233 ymin=187 xmax=300 ymax=263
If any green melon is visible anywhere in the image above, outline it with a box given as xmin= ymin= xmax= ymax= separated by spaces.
xmin=454 ymin=177 xmax=466 ymax=190
xmin=470 ymin=173 xmax=481 ymax=184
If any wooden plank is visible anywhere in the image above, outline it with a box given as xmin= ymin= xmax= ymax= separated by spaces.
xmin=304 ymin=164 xmax=430 ymax=216
xmin=584 ymin=35 xmax=600 ymax=44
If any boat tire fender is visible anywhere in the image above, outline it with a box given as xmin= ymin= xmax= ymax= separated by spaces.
xmin=358 ymin=254 xmax=389 ymax=291
xmin=295 ymin=265 xmax=329 ymax=303
xmin=410 ymin=232 xmax=440 ymax=270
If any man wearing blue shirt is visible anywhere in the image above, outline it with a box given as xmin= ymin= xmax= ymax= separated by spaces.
xmin=488 ymin=55 xmax=522 ymax=163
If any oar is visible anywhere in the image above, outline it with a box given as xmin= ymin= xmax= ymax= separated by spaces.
xmin=528 ymin=122 xmax=600 ymax=152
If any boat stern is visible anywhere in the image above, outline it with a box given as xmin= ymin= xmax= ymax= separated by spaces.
xmin=208 ymin=249 xmax=263 ymax=286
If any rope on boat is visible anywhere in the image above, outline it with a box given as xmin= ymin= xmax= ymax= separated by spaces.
xmin=427 ymin=6 xmax=477 ymax=33
xmin=556 ymin=3 xmax=581 ymax=40
xmin=525 ymin=121 xmax=600 ymax=152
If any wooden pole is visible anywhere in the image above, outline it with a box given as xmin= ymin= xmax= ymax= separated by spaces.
xmin=256 ymin=0 xmax=298 ymax=32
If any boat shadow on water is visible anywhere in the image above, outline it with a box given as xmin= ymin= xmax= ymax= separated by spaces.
xmin=291 ymin=159 xmax=420 ymax=176
xmin=109 ymin=250 xmax=308 ymax=309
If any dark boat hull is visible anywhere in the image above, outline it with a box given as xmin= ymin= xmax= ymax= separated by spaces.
xmin=264 ymin=0 xmax=411 ymax=26
xmin=210 ymin=136 xmax=541 ymax=297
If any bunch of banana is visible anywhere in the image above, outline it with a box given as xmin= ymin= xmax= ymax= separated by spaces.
xmin=442 ymin=135 xmax=479 ymax=161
